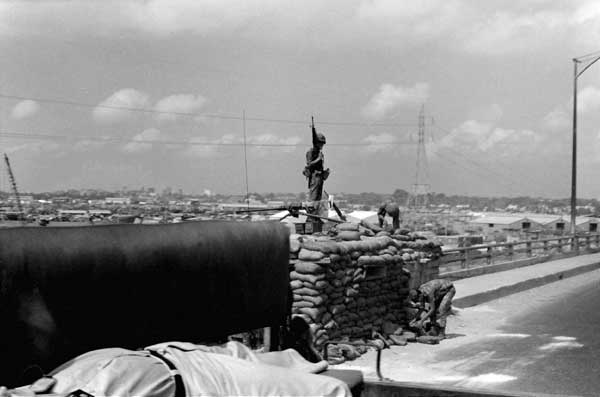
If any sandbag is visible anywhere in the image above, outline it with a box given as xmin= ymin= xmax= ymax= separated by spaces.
xmin=336 ymin=223 xmax=360 ymax=232
xmin=301 ymin=240 xmax=340 ymax=254
xmin=300 ymin=294 xmax=326 ymax=306
xmin=294 ymin=261 xmax=325 ymax=274
xmin=417 ymin=335 xmax=441 ymax=345
xmin=290 ymin=280 xmax=304 ymax=289
xmin=388 ymin=335 xmax=408 ymax=346
xmin=298 ymin=249 xmax=325 ymax=261
xmin=338 ymin=231 xmax=362 ymax=241
xmin=297 ymin=307 xmax=325 ymax=322
xmin=292 ymin=301 xmax=313 ymax=309
xmin=289 ymin=271 xmax=325 ymax=284
xmin=294 ymin=287 xmax=321 ymax=297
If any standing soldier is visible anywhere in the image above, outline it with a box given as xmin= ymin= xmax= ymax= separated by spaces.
xmin=303 ymin=117 xmax=330 ymax=216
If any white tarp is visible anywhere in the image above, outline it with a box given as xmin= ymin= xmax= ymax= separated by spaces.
xmin=39 ymin=341 xmax=350 ymax=397
xmin=346 ymin=210 xmax=378 ymax=224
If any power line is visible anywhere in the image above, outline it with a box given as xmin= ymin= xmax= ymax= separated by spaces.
xmin=0 ymin=93 xmax=419 ymax=128
xmin=0 ymin=129 xmax=417 ymax=147
xmin=432 ymin=151 xmax=527 ymax=196
xmin=429 ymin=123 xmax=548 ymax=188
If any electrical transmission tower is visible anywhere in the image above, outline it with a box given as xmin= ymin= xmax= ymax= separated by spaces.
xmin=406 ymin=105 xmax=430 ymax=209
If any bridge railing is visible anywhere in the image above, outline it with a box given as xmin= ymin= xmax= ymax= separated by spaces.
xmin=439 ymin=233 xmax=600 ymax=274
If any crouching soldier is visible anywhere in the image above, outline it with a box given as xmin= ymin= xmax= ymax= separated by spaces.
xmin=409 ymin=279 xmax=456 ymax=339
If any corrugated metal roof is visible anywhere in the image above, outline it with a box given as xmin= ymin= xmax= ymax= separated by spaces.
xmin=575 ymin=216 xmax=600 ymax=225
xmin=527 ymin=215 xmax=565 ymax=225
xmin=470 ymin=216 xmax=529 ymax=224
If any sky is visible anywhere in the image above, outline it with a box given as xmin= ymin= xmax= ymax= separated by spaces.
xmin=2 ymin=1 xmax=600 ymax=198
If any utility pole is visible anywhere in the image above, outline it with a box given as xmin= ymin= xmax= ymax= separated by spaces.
xmin=406 ymin=105 xmax=430 ymax=210
xmin=571 ymin=51 xmax=600 ymax=234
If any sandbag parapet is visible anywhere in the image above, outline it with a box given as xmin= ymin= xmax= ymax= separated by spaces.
xmin=288 ymin=231 xmax=441 ymax=363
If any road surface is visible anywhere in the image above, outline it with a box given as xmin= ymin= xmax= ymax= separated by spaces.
xmin=337 ymin=267 xmax=600 ymax=396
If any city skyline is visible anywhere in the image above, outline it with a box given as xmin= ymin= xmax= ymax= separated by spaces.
xmin=2 ymin=2 xmax=600 ymax=198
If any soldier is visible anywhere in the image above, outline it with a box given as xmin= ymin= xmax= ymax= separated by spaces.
xmin=303 ymin=118 xmax=330 ymax=215
xmin=378 ymin=201 xmax=400 ymax=231
xmin=409 ymin=278 xmax=456 ymax=339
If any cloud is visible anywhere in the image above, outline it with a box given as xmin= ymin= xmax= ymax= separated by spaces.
xmin=93 ymin=89 xmax=149 ymax=123
xmin=361 ymin=133 xmax=398 ymax=153
xmin=461 ymin=10 xmax=566 ymax=55
xmin=5 ymin=141 xmax=60 ymax=154
xmin=185 ymin=134 xmax=237 ymax=158
xmin=122 ymin=128 xmax=164 ymax=153
xmin=4 ymin=1 xmax=600 ymax=56
xmin=11 ymin=100 xmax=40 ymax=119
xmin=577 ymin=86 xmax=600 ymax=113
xmin=432 ymin=119 xmax=543 ymax=157
xmin=154 ymin=94 xmax=207 ymax=121
xmin=542 ymin=106 xmax=570 ymax=132
xmin=185 ymin=133 xmax=302 ymax=157
xmin=247 ymin=133 xmax=302 ymax=154
xmin=362 ymin=83 xmax=429 ymax=119
xmin=468 ymin=104 xmax=503 ymax=123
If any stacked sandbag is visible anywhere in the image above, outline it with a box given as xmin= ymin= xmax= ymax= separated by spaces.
xmin=287 ymin=230 xmax=442 ymax=364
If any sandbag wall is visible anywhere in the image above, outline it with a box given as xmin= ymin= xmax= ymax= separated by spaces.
xmin=288 ymin=230 xmax=441 ymax=353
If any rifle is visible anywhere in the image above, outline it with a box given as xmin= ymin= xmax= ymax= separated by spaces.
xmin=311 ymin=116 xmax=317 ymax=146
xmin=324 ymin=190 xmax=347 ymax=221
xmin=237 ymin=203 xmax=344 ymax=224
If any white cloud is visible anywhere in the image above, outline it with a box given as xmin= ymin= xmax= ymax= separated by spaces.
xmin=542 ymin=106 xmax=570 ymax=132
xmin=122 ymin=128 xmax=164 ymax=153
xmin=461 ymin=10 xmax=566 ymax=55
xmin=432 ymin=119 xmax=543 ymax=157
xmin=468 ymin=104 xmax=503 ymax=123
xmin=154 ymin=94 xmax=207 ymax=121
xmin=361 ymin=133 xmax=398 ymax=153
xmin=3 ymin=1 xmax=599 ymax=55
xmin=93 ymin=89 xmax=149 ymax=123
xmin=185 ymin=134 xmax=237 ymax=158
xmin=5 ymin=141 xmax=60 ymax=154
xmin=185 ymin=133 xmax=302 ymax=157
xmin=11 ymin=100 xmax=40 ymax=119
xmin=362 ymin=83 xmax=429 ymax=120
xmin=247 ymin=133 xmax=302 ymax=155
xmin=577 ymin=86 xmax=600 ymax=113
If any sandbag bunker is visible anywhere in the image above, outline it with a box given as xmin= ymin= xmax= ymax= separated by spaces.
xmin=289 ymin=222 xmax=442 ymax=364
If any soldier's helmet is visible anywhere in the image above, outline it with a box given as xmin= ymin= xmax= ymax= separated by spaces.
xmin=316 ymin=133 xmax=326 ymax=144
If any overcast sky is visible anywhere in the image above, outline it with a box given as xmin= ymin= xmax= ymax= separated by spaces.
xmin=2 ymin=1 xmax=600 ymax=198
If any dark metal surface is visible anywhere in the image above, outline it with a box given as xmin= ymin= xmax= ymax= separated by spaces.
xmin=0 ymin=221 xmax=290 ymax=386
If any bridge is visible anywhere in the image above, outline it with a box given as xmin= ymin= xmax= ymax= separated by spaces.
xmin=438 ymin=233 xmax=600 ymax=307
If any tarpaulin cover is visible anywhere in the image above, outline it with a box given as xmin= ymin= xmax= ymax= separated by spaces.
xmin=42 ymin=341 xmax=349 ymax=396
xmin=0 ymin=221 xmax=290 ymax=386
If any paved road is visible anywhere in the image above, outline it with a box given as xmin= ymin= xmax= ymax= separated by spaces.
xmin=437 ymin=270 xmax=600 ymax=396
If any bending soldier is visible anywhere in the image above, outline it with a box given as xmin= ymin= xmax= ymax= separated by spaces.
xmin=409 ymin=279 xmax=456 ymax=339
xmin=378 ymin=202 xmax=400 ymax=231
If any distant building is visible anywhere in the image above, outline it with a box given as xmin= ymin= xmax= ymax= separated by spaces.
xmin=7 ymin=195 xmax=34 ymax=205
xmin=105 ymin=197 xmax=131 ymax=205
xmin=51 ymin=197 xmax=72 ymax=204
xmin=469 ymin=216 xmax=541 ymax=234
xmin=575 ymin=216 xmax=599 ymax=233
xmin=527 ymin=215 xmax=567 ymax=233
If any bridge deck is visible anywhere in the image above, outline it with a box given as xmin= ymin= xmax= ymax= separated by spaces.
xmin=453 ymin=252 xmax=600 ymax=307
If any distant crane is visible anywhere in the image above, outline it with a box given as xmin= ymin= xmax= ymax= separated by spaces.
xmin=4 ymin=153 xmax=24 ymax=223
